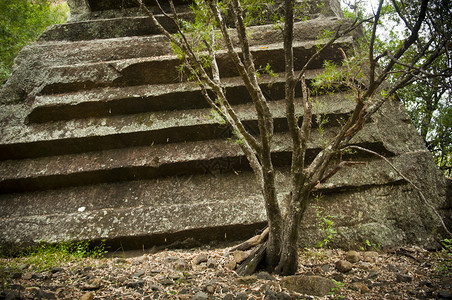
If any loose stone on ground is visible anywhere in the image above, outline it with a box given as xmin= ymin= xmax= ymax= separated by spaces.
xmin=1 ymin=246 xmax=451 ymax=299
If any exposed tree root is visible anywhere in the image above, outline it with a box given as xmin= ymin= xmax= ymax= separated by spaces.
xmin=227 ymin=228 xmax=269 ymax=276
xmin=229 ymin=227 xmax=269 ymax=252
xmin=235 ymin=241 xmax=268 ymax=276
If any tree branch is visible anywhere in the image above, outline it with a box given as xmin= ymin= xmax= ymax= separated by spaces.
xmin=283 ymin=0 xmax=305 ymax=196
xmin=344 ymin=145 xmax=451 ymax=237
xmin=207 ymin=0 xmax=274 ymax=143
xmin=390 ymin=0 xmax=413 ymax=31
xmin=284 ymin=0 xmax=299 ymax=146
xmin=295 ymin=16 xmax=372 ymax=84
xmin=135 ymin=0 xmax=217 ymax=90
xmin=138 ymin=0 xmax=264 ymax=174
xmin=379 ymin=0 xmax=429 ymax=78
xmin=206 ymin=0 xmax=282 ymax=238
xmin=229 ymin=0 xmax=256 ymax=77
xmin=202 ymin=38 xmax=262 ymax=154
xmin=368 ymin=0 xmax=384 ymax=85
xmin=299 ymin=75 xmax=312 ymax=168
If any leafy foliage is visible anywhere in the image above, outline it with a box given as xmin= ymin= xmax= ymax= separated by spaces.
xmin=359 ymin=239 xmax=381 ymax=251
xmin=384 ymin=0 xmax=452 ymax=176
xmin=342 ymin=0 xmax=452 ymax=175
xmin=0 ymin=0 xmax=69 ymax=83
xmin=402 ymin=79 xmax=451 ymax=176
xmin=329 ymin=279 xmax=346 ymax=299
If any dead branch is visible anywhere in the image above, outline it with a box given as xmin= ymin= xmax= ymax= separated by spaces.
xmin=229 ymin=227 xmax=269 ymax=252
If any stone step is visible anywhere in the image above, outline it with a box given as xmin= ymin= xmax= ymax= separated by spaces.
xmin=86 ymin=0 xmax=191 ymax=14
xmin=38 ymin=8 xmax=347 ymax=43
xmin=2 ymin=18 xmax=351 ymax=104
xmin=28 ymin=70 xmax=331 ymax=123
xmin=0 ymin=152 xmax=408 ymax=246
xmin=38 ymin=11 xmax=194 ymax=42
xmin=0 ymin=138 xmax=242 ymax=193
xmin=1 ymin=93 xmax=355 ymax=161
xmin=0 ymin=123 xmax=389 ymax=193
xmin=0 ymin=153 xmax=407 ymax=219
xmin=37 ymin=37 xmax=352 ymax=95
xmin=0 ymin=192 xmax=321 ymax=248
xmin=29 ymin=18 xmax=349 ymax=66
xmin=0 ymin=170 xmax=264 ymax=219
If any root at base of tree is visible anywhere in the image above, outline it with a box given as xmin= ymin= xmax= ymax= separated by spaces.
xmin=227 ymin=227 xmax=269 ymax=276
xmin=235 ymin=241 xmax=267 ymax=276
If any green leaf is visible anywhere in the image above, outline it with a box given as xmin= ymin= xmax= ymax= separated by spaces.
xmin=0 ymin=0 xmax=69 ymax=83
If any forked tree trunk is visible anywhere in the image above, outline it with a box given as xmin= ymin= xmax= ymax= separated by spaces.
xmin=134 ymin=0 xmax=440 ymax=278
xmin=235 ymin=187 xmax=312 ymax=275
xmin=261 ymin=167 xmax=284 ymax=271
xmin=275 ymin=188 xmax=311 ymax=275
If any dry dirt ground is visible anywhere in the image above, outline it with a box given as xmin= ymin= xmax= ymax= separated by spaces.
xmin=1 ymin=244 xmax=451 ymax=300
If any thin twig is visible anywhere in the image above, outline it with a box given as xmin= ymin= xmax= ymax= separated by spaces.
xmin=344 ymin=145 xmax=451 ymax=236
xmin=295 ymin=16 xmax=372 ymax=84
xmin=317 ymin=160 xmax=366 ymax=185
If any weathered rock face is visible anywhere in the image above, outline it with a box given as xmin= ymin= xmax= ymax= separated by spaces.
xmin=0 ymin=0 xmax=448 ymax=251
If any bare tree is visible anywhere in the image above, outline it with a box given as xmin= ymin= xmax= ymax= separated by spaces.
xmin=133 ymin=0 xmax=450 ymax=275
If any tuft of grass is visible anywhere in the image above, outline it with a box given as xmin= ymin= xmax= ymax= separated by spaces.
xmin=0 ymin=240 xmax=108 ymax=273
xmin=359 ymin=239 xmax=381 ymax=252
xmin=435 ymin=239 xmax=452 ymax=273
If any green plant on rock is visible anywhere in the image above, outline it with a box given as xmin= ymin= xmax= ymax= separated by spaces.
xmin=314 ymin=194 xmax=337 ymax=248
xmin=208 ymin=108 xmax=227 ymax=124
xmin=0 ymin=264 xmax=7 ymax=290
xmin=256 ymin=63 xmax=278 ymax=79
xmin=440 ymin=239 xmax=452 ymax=252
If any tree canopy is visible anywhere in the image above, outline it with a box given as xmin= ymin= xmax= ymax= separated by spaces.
xmin=342 ymin=0 xmax=451 ymax=175
xmin=0 ymin=0 xmax=69 ymax=83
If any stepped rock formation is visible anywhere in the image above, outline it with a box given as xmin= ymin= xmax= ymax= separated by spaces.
xmin=0 ymin=0 xmax=449 ymax=251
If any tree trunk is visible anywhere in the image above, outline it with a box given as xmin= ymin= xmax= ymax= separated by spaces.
xmin=275 ymin=188 xmax=310 ymax=275
xmin=265 ymin=228 xmax=281 ymax=272
xmin=261 ymin=157 xmax=283 ymax=271
xmin=275 ymin=218 xmax=300 ymax=275
xmin=233 ymin=187 xmax=311 ymax=276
